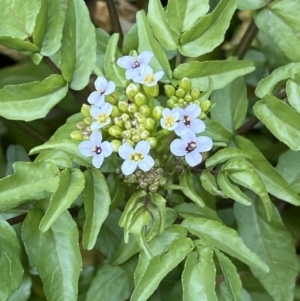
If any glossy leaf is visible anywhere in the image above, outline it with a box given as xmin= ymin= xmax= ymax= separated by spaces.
xmin=82 ymin=169 xmax=111 ymax=250
xmin=173 ymin=60 xmax=255 ymax=91
xmin=237 ymin=0 xmax=267 ymax=10
xmin=235 ymin=199 xmax=299 ymax=301
xmin=22 ymin=210 xmax=81 ymax=301
xmin=182 ymin=217 xmax=269 ymax=273
xmin=202 ymin=119 xmax=233 ymax=144
xmin=0 ymin=161 xmax=59 ymax=211
xmin=0 ymin=220 xmax=24 ymax=301
xmin=179 ymin=0 xmax=237 ymax=57
xmin=0 ymin=74 xmax=68 ymax=121
xmin=60 ymin=0 xmax=96 ymax=90
xmin=7 ymin=275 xmax=32 ymax=301
xmin=39 ymin=168 xmax=85 ymax=232
xmin=6 ymin=144 xmax=30 ymax=176
xmin=286 ymin=79 xmax=300 ymax=112
xmin=200 ymin=170 xmax=224 ymax=197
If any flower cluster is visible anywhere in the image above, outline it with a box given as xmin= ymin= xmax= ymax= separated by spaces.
xmin=71 ymin=50 xmax=214 ymax=190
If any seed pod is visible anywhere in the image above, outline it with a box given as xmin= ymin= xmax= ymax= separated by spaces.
xmin=179 ymin=77 xmax=191 ymax=92
xmin=164 ymin=84 xmax=176 ymax=98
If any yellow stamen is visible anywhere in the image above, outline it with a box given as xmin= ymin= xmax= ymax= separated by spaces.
xmin=130 ymin=152 xmax=144 ymax=162
xmin=144 ymin=73 xmax=155 ymax=84
xmin=165 ymin=115 xmax=175 ymax=128
xmin=98 ymin=113 xmax=109 ymax=124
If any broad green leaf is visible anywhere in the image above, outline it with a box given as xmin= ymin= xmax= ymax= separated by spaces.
xmin=235 ymin=199 xmax=299 ymax=301
xmin=0 ymin=74 xmax=68 ymax=121
xmin=254 ymin=94 xmax=300 ymax=151
xmin=199 ymin=169 xmax=224 ymax=197
xmin=7 ymin=275 xmax=32 ymax=301
xmin=136 ymin=10 xmax=172 ymax=82
xmin=82 ymin=169 xmax=111 ymax=250
xmin=60 ymin=0 xmax=96 ymax=90
xmin=106 ymin=173 xmax=125 ymax=212
xmin=237 ymin=0 xmax=267 ymax=10
xmin=215 ymin=250 xmax=242 ymax=301
xmin=33 ymin=0 xmax=65 ymax=56
xmin=255 ymin=62 xmax=300 ymax=98
xmin=255 ymin=1 xmax=300 ymax=62
xmin=131 ymin=237 xmax=194 ymax=301
xmin=122 ymin=24 xmax=138 ymax=54
xmin=148 ymin=0 xmax=178 ymax=50
xmin=173 ymin=60 xmax=255 ymax=91
xmin=0 ymin=221 xmax=24 ymax=301
xmin=241 ymin=275 xmax=273 ymax=301
xmin=0 ymin=37 xmax=39 ymax=52
xmin=104 ymin=33 xmax=127 ymax=88
xmin=182 ymin=248 xmax=217 ymax=301
xmin=182 ymin=217 xmax=269 ymax=273
xmin=35 ymin=149 xmax=73 ymax=169
xmin=203 ymin=119 xmax=233 ymax=144
xmin=85 ymin=263 xmax=133 ymax=301
xmin=0 ymin=161 xmax=59 ymax=210
xmin=95 ymin=27 xmax=111 ymax=71
xmin=22 ymin=210 xmax=81 ymax=301
xmin=286 ymin=79 xmax=300 ymax=112
xmin=6 ymin=144 xmax=30 ymax=176
xmin=211 ymin=77 xmax=248 ymax=132
xmin=151 ymin=193 xmax=167 ymax=234
xmin=234 ymin=135 xmax=300 ymax=205
xmin=39 ymin=168 xmax=85 ymax=232
xmin=179 ymin=0 xmax=237 ymax=57
xmin=166 ymin=0 xmax=209 ymax=34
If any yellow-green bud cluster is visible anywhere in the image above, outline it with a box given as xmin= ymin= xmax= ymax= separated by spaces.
xmin=70 ymin=105 xmax=93 ymax=141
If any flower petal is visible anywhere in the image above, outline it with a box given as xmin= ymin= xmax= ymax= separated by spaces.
xmin=162 ymin=108 xmax=171 ymax=118
xmin=117 ymin=56 xmax=134 ymax=69
xmin=196 ymin=136 xmax=213 ymax=152
xmin=79 ymin=141 xmax=95 ymax=157
xmin=138 ymin=155 xmax=154 ymax=171
xmin=185 ymin=104 xmax=201 ymax=118
xmin=185 ymin=151 xmax=202 ymax=167
xmin=122 ymin=159 xmax=137 ymax=175
xmin=87 ymin=91 xmax=102 ymax=106
xmin=140 ymin=65 xmax=153 ymax=77
xmin=190 ymin=119 xmax=206 ymax=133
xmin=94 ymin=77 xmax=108 ymax=90
xmin=135 ymin=141 xmax=150 ymax=155
xmin=118 ymin=143 xmax=134 ymax=160
xmin=132 ymin=74 xmax=144 ymax=84
xmin=154 ymin=71 xmax=164 ymax=82
xmin=90 ymin=121 xmax=101 ymax=131
xmin=101 ymin=102 xmax=113 ymax=114
xmin=90 ymin=131 xmax=102 ymax=144
xmin=90 ymin=105 xmax=101 ymax=119
xmin=174 ymin=122 xmax=187 ymax=136
xmin=170 ymin=139 xmax=186 ymax=156
xmin=101 ymin=141 xmax=113 ymax=157
xmin=138 ymin=51 xmax=153 ymax=64
xmin=126 ymin=68 xmax=140 ymax=80
xmin=104 ymin=81 xmax=116 ymax=95
xmin=92 ymin=153 xmax=104 ymax=168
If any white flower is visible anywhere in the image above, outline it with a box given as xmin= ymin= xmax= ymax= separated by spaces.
xmin=87 ymin=77 xmax=116 ymax=107
xmin=174 ymin=104 xmax=205 ymax=136
xmin=90 ymin=102 xmax=113 ymax=131
xmin=118 ymin=141 xmax=154 ymax=175
xmin=79 ymin=131 xmax=113 ymax=168
xmin=133 ymin=65 xmax=164 ymax=87
xmin=170 ymin=131 xmax=213 ymax=167
xmin=117 ymin=51 xmax=153 ymax=80
xmin=160 ymin=108 xmax=180 ymax=131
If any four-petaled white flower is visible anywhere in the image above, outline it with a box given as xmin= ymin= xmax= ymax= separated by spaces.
xmin=90 ymin=102 xmax=113 ymax=131
xmin=88 ymin=77 xmax=116 ymax=107
xmin=170 ymin=130 xmax=213 ymax=167
xmin=79 ymin=131 xmax=113 ymax=168
xmin=160 ymin=108 xmax=180 ymax=131
xmin=174 ymin=104 xmax=205 ymax=136
xmin=117 ymin=51 xmax=153 ymax=80
xmin=133 ymin=65 xmax=164 ymax=87
xmin=118 ymin=141 xmax=154 ymax=175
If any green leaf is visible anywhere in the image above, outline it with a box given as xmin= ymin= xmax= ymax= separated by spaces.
xmin=203 ymin=119 xmax=233 ymax=144
xmin=237 ymin=0 xmax=267 ymax=10
xmin=104 ymin=33 xmax=127 ymax=88
xmin=215 ymin=250 xmax=242 ymax=301
xmin=0 ymin=37 xmax=39 ymax=52
xmin=181 ymin=217 xmax=269 ymax=273
xmin=85 ymin=263 xmax=133 ymax=301
xmin=107 ymin=173 xmax=125 ymax=212
xmin=0 ymin=74 xmax=68 ymax=121
xmin=122 ymin=24 xmax=138 ymax=54
xmin=0 ymin=161 xmax=59 ymax=211
xmin=148 ymin=0 xmax=178 ymax=50
xmin=22 ymin=210 xmax=81 ymax=301
xmin=234 ymin=135 xmax=300 ymax=205
xmin=255 ymin=1 xmax=300 ymax=62
xmin=254 ymin=94 xmax=300 ymax=151
xmin=179 ymin=0 xmax=237 ymax=57
xmin=131 ymin=237 xmax=194 ymax=301
xmin=0 ymin=220 xmax=24 ymax=301
xmin=39 ymin=168 xmax=85 ymax=232
xmin=180 ymin=170 xmax=205 ymax=207
xmin=182 ymin=248 xmax=217 ymax=301
xmin=166 ymin=0 xmax=209 ymax=34
xmin=35 ymin=149 xmax=73 ymax=169
xmin=211 ymin=77 xmax=248 ymax=132
xmin=286 ymin=79 xmax=300 ymax=112
xmin=60 ymin=0 xmax=96 ymax=90
xmin=33 ymin=0 xmax=65 ymax=56
xmin=82 ymin=169 xmax=111 ymax=250
xmin=235 ymin=199 xmax=299 ymax=301
xmin=6 ymin=144 xmax=30 ymax=176
xmin=7 ymin=275 xmax=32 ymax=301
xmin=173 ymin=60 xmax=255 ymax=91
xmin=95 ymin=28 xmax=111 ymax=71
xmin=136 ymin=10 xmax=172 ymax=82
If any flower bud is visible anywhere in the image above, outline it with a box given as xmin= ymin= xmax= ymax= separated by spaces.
xmin=123 ymin=139 xmax=135 ymax=147
xmin=200 ymin=100 xmax=212 ymax=113
xmin=175 ymin=88 xmax=185 ymax=98
xmin=122 ymin=130 xmax=131 ymax=139
xmin=167 ymin=98 xmax=175 ymax=108
xmin=184 ymin=94 xmax=192 ymax=102
xmin=179 ymin=77 xmax=191 ymax=92
xmin=154 ymin=159 xmax=161 ymax=167
xmin=111 ymin=140 xmax=122 ymax=152
xmin=139 ymin=105 xmax=151 ymax=117
xmin=136 ymin=113 xmax=146 ymax=124
xmin=111 ymin=105 xmax=121 ymax=118
xmin=70 ymin=131 xmax=83 ymax=141
xmin=178 ymin=98 xmax=184 ymax=104
xmin=124 ymin=120 xmax=132 ymax=130
xmin=200 ymin=112 xmax=207 ymax=120
xmin=152 ymin=106 xmax=164 ymax=121
xmin=81 ymin=104 xmax=91 ymax=117
xmin=149 ymin=183 xmax=158 ymax=192
xmin=128 ymin=103 xmax=139 ymax=113
xmin=146 ymin=137 xmax=157 ymax=148
xmin=108 ymin=125 xmax=123 ymax=138
xmin=105 ymin=93 xmax=118 ymax=105
xmin=132 ymin=134 xmax=140 ymax=143
xmin=193 ymin=99 xmax=201 ymax=106
xmin=164 ymin=85 xmax=176 ymax=98
xmin=140 ymin=130 xmax=150 ymax=140
xmin=118 ymin=101 xmax=129 ymax=112
xmin=113 ymin=117 xmax=123 ymax=127
xmin=140 ymin=181 xmax=148 ymax=188
xmin=121 ymin=113 xmax=130 ymax=122
xmin=77 ymin=122 xmax=87 ymax=130
xmin=144 ymin=118 xmax=155 ymax=130
xmin=159 ymin=177 xmax=167 ymax=186
xmin=191 ymin=88 xmax=200 ymax=100
xmin=134 ymin=92 xmax=147 ymax=107
xmin=84 ymin=117 xmax=92 ymax=125
xmin=126 ymin=83 xmax=140 ymax=101
xmin=143 ymin=84 xmax=159 ymax=97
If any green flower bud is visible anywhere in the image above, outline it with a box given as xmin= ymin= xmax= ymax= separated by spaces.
xmin=130 ymin=129 xmax=137 ymax=136
xmin=164 ymin=85 xmax=176 ymax=98
xmin=111 ymin=140 xmax=122 ymax=152
xmin=126 ymin=83 xmax=140 ymax=101
xmin=143 ymin=84 xmax=159 ymax=97
xmin=118 ymin=101 xmax=129 ymax=112
xmin=157 ymin=167 xmax=164 ymax=175
xmin=122 ymin=130 xmax=131 ymax=139
xmin=121 ymin=113 xmax=130 ymax=122
xmin=167 ymin=98 xmax=175 ymax=108
xmin=200 ymin=112 xmax=207 ymax=120
xmin=113 ymin=117 xmax=123 ymax=127
xmin=149 ymin=183 xmax=158 ymax=193
xmin=178 ymin=98 xmax=184 ymax=104
xmin=137 ymin=124 xmax=146 ymax=131
xmin=146 ymin=137 xmax=157 ymax=148
xmin=123 ymin=139 xmax=135 ymax=147
xmin=191 ymin=88 xmax=200 ymax=100
xmin=128 ymin=103 xmax=139 ymax=113
xmin=152 ymin=106 xmax=164 ymax=121
xmin=140 ymin=130 xmax=150 ymax=140
xmin=159 ymin=178 xmax=167 ymax=186
xmin=200 ymin=100 xmax=212 ymax=113
xmin=109 ymin=125 xmax=123 ymax=138
xmin=124 ymin=120 xmax=132 ymax=130
xmin=81 ymin=104 xmax=91 ymax=117
xmin=134 ymin=92 xmax=147 ymax=107
xmin=127 ymin=173 xmax=137 ymax=183
xmin=111 ymin=105 xmax=121 ymax=118
xmin=175 ymin=88 xmax=185 ymax=98
xmin=132 ymin=134 xmax=140 ymax=143
xmin=77 ymin=122 xmax=87 ymax=130
xmin=136 ymin=113 xmax=146 ymax=124
xmin=131 ymin=120 xmax=138 ymax=127
xmin=145 ymin=118 xmax=155 ymax=130
xmin=179 ymin=77 xmax=191 ymax=92
xmin=84 ymin=117 xmax=92 ymax=125
xmin=184 ymin=94 xmax=192 ymax=102
xmin=193 ymin=99 xmax=201 ymax=106
xmin=173 ymin=103 xmax=180 ymax=108
xmin=139 ymin=105 xmax=151 ymax=117
xmin=70 ymin=131 xmax=83 ymax=141
xmin=105 ymin=93 xmax=118 ymax=105
xmin=140 ymin=181 xmax=148 ymax=189
xmin=171 ymin=95 xmax=178 ymax=103
xmin=154 ymin=159 xmax=161 ymax=167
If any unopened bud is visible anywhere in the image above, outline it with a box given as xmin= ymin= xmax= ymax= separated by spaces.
xmin=84 ymin=117 xmax=92 ymax=125
xmin=152 ymin=106 xmax=164 ymax=121
xmin=128 ymin=103 xmax=138 ymax=113
xmin=159 ymin=178 xmax=167 ymax=186
xmin=175 ymin=88 xmax=185 ymax=98
xmin=81 ymin=104 xmax=91 ymax=117
xmin=77 ymin=122 xmax=87 ymax=130
xmin=105 ymin=93 xmax=118 ymax=105
xmin=108 ymin=125 xmax=123 ymax=138
xmin=140 ymin=130 xmax=150 ymax=140
xmin=139 ymin=105 xmax=151 ymax=117
xmin=164 ymin=85 xmax=176 ymax=98
xmin=118 ymin=101 xmax=129 ymax=112
xmin=111 ymin=140 xmax=122 ymax=152
xmin=121 ymin=113 xmax=130 ymax=122
xmin=126 ymin=83 xmax=140 ymax=101
xmin=184 ymin=94 xmax=192 ymax=102
xmin=123 ymin=139 xmax=135 ymax=147
xmin=154 ymin=159 xmax=161 ymax=167
xmin=124 ymin=120 xmax=132 ymax=130
xmin=143 ymin=84 xmax=159 ymax=97
xmin=113 ymin=117 xmax=123 ymax=127
xmin=135 ymin=112 xmax=147 ymax=124
xmin=167 ymin=99 xmax=175 ymax=108
xmin=149 ymin=183 xmax=158 ymax=192
xmin=191 ymin=88 xmax=200 ymax=100
xmin=200 ymin=112 xmax=207 ymax=120
xmin=70 ymin=131 xmax=83 ymax=141
xmin=145 ymin=118 xmax=155 ymax=130
xmin=178 ymin=98 xmax=184 ymax=104
xmin=146 ymin=137 xmax=157 ymax=148
xmin=200 ymin=100 xmax=212 ymax=113
xmin=132 ymin=134 xmax=140 ymax=143
xmin=179 ymin=77 xmax=191 ymax=92
xmin=111 ymin=105 xmax=121 ymax=118
xmin=134 ymin=92 xmax=147 ymax=107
